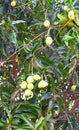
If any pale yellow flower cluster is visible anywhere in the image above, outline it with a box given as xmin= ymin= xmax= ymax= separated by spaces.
xmin=20 ymin=74 xmax=48 ymax=100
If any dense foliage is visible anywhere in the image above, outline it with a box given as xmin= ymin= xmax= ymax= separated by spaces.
xmin=0 ymin=0 xmax=79 ymax=129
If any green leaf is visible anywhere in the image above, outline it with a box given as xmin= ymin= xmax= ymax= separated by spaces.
xmin=1 ymin=102 xmax=11 ymax=117
xmin=0 ymin=119 xmax=7 ymax=128
xmin=35 ymin=116 xmax=44 ymax=129
xmin=69 ymin=0 xmax=73 ymax=4
xmin=57 ymin=14 xmax=68 ymax=23
xmin=48 ymin=100 xmax=54 ymax=112
xmin=12 ymin=20 xmax=25 ymax=25
xmin=15 ymin=114 xmax=35 ymax=129
xmin=32 ymin=42 xmax=40 ymax=54
xmin=6 ymin=30 xmax=17 ymax=44
xmin=63 ymin=35 xmax=74 ymax=41
xmin=0 ymin=20 xmax=5 ymax=26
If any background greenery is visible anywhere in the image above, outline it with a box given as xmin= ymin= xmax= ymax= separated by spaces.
xmin=0 ymin=0 xmax=79 ymax=129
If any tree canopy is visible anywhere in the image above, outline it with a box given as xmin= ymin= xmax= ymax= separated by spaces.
xmin=0 ymin=0 xmax=79 ymax=129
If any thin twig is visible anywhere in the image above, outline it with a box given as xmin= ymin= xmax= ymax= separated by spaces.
xmin=1 ymin=30 xmax=47 ymax=67
xmin=53 ymin=20 xmax=71 ymax=42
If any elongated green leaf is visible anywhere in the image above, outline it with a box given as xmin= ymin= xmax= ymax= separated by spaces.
xmin=35 ymin=116 xmax=44 ymax=129
xmin=12 ymin=20 xmax=25 ymax=25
